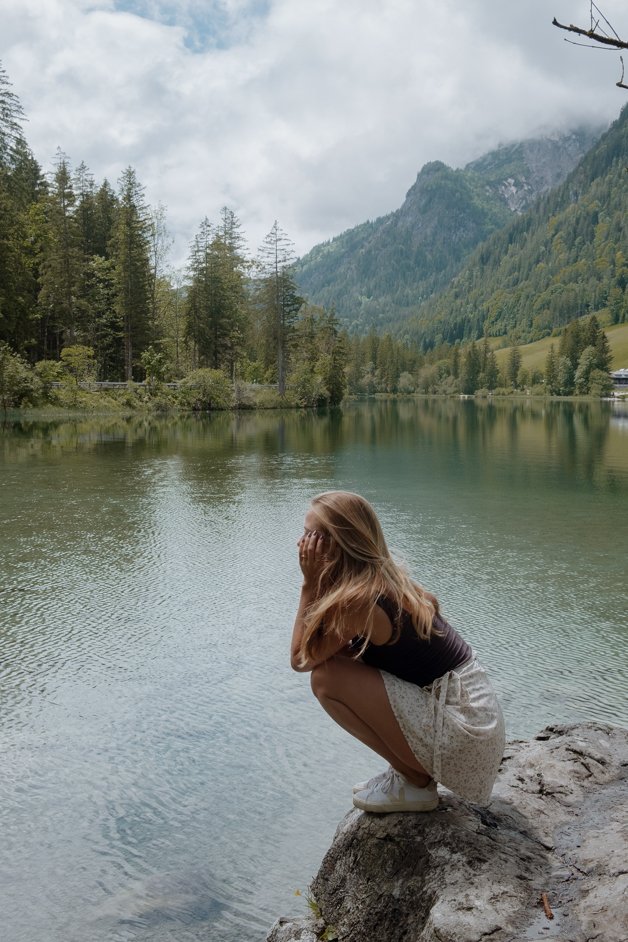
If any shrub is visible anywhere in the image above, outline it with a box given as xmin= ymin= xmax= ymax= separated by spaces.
xmin=178 ymin=368 xmax=232 ymax=411
xmin=250 ymin=387 xmax=296 ymax=409
xmin=397 ymin=371 xmax=416 ymax=394
xmin=0 ymin=343 xmax=39 ymax=410
xmin=34 ymin=360 xmax=65 ymax=398
xmin=588 ymin=369 xmax=614 ymax=398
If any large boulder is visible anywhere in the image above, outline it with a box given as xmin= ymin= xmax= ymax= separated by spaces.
xmin=267 ymin=722 xmax=627 ymax=942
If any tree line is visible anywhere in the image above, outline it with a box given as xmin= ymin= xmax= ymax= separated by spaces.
xmin=0 ymin=63 xmax=354 ymax=407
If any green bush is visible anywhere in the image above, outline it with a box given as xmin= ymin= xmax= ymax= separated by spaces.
xmin=34 ymin=360 xmax=64 ymax=399
xmin=178 ymin=369 xmax=232 ymax=411
xmin=0 ymin=343 xmax=40 ymax=410
xmin=588 ymin=369 xmax=614 ymax=398
xmin=250 ymin=387 xmax=296 ymax=409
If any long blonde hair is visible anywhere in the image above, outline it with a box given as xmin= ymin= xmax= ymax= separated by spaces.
xmin=299 ymin=491 xmax=440 ymax=665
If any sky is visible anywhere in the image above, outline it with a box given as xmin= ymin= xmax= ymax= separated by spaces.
xmin=1 ymin=0 xmax=627 ymax=265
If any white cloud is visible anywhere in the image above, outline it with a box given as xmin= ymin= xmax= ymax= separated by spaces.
xmin=1 ymin=0 xmax=626 ymax=264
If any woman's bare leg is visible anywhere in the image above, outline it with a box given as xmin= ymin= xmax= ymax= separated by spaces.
xmin=310 ymin=656 xmax=431 ymax=787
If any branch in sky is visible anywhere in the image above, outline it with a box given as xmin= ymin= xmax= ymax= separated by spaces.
xmin=552 ymin=17 xmax=628 ymax=50
xmin=552 ymin=10 xmax=628 ymax=89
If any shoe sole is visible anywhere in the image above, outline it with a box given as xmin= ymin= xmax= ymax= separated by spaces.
xmin=352 ymin=794 xmax=439 ymax=813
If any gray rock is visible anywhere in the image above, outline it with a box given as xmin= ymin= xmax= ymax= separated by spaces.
xmin=266 ymin=723 xmax=627 ymax=942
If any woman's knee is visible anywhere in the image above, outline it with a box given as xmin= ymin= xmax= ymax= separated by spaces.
xmin=310 ymin=658 xmax=344 ymax=700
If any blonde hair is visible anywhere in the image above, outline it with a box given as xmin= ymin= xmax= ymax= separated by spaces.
xmin=299 ymin=491 xmax=440 ymax=666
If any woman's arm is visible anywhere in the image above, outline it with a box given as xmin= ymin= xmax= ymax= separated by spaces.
xmin=290 ymin=530 xmax=392 ymax=670
xmin=290 ymin=592 xmax=388 ymax=671
xmin=290 ymin=529 xmax=353 ymax=671
xmin=290 ymin=582 xmax=348 ymax=671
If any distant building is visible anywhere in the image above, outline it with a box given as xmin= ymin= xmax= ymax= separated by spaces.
xmin=611 ymin=369 xmax=628 ymax=387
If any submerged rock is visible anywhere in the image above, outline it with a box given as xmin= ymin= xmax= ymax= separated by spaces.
xmin=267 ymin=722 xmax=627 ymax=942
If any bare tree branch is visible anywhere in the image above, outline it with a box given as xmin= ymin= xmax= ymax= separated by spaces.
xmin=552 ymin=17 xmax=628 ymax=50
xmin=591 ymin=2 xmax=621 ymax=43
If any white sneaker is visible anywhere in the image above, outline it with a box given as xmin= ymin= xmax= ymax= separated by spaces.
xmin=353 ymin=768 xmax=439 ymax=813
xmin=352 ymin=767 xmax=391 ymax=794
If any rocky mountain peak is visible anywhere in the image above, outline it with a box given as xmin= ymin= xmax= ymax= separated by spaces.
xmin=465 ymin=125 xmax=604 ymax=213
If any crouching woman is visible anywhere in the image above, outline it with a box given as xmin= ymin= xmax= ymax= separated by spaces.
xmin=290 ymin=491 xmax=505 ymax=813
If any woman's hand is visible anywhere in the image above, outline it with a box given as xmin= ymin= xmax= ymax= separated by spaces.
xmin=297 ymin=530 xmax=327 ymax=588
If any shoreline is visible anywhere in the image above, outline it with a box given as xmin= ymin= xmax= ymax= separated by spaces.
xmin=4 ymin=390 xmax=627 ymax=422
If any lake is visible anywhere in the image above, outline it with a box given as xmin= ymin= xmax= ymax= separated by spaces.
xmin=1 ymin=398 xmax=627 ymax=942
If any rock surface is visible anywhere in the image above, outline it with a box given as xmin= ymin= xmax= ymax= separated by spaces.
xmin=267 ymin=723 xmax=627 ymax=942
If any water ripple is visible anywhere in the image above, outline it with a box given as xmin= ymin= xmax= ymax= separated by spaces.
xmin=1 ymin=404 xmax=627 ymax=942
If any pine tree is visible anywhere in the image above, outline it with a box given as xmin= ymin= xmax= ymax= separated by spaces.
xmin=157 ymin=267 xmax=186 ymax=375
xmin=574 ymin=346 xmax=598 ymax=394
xmin=594 ymin=329 xmax=612 ymax=372
xmin=506 ymin=343 xmax=522 ymax=388
xmin=460 ymin=340 xmax=481 ymax=393
xmin=544 ymin=344 xmax=559 ymax=395
xmin=186 ymin=217 xmax=213 ymax=367
xmin=110 ymin=167 xmax=151 ymax=380
xmin=346 ymin=334 xmax=365 ymax=394
xmin=82 ymin=255 xmax=121 ymax=379
xmin=73 ymin=162 xmax=97 ymax=255
xmin=214 ymin=207 xmax=249 ymax=373
xmin=478 ymin=337 xmax=499 ymax=389
xmin=0 ymin=61 xmax=26 ymax=170
xmin=559 ymin=321 xmax=583 ymax=370
xmin=0 ymin=65 xmax=41 ymax=354
xmin=148 ymin=203 xmax=173 ymax=339
xmin=256 ymin=221 xmax=303 ymax=395
xmin=451 ymin=344 xmax=460 ymax=379
xmin=93 ymin=180 xmax=117 ymax=258
xmin=37 ymin=150 xmax=84 ymax=354
xmin=557 ymin=355 xmax=575 ymax=395
xmin=186 ymin=214 xmax=248 ymax=373
xmin=584 ymin=314 xmax=601 ymax=350
xmin=290 ymin=305 xmax=348 ymax=405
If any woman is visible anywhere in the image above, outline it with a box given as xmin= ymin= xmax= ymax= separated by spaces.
xmin=291 ymin=491 xmax=505 ymax=813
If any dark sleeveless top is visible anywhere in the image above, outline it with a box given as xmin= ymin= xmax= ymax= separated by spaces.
xmin=353 ymin=596 xmax=472 ymax=688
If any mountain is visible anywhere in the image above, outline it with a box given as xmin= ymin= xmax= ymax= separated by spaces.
xmin=401 ymin=104 xmax=628 ymax=347
xmin=295 ymin=126 xmax=604 ymax=333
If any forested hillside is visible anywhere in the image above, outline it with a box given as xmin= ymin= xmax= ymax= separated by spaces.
xmin=295 ymin=127 xmax=602 ymax=332
xmin=402 ymin=105 xmax=628 ymax=347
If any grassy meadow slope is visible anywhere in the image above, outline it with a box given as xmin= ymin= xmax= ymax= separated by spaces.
xmin=493 ymin=322 xmax=628 ymax=373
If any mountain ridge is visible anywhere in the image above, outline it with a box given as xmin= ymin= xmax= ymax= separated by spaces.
xmin=402 ymin=104 xmax=628 ymax=346
xmin=295 ymin=124 xmax=605 ymax=335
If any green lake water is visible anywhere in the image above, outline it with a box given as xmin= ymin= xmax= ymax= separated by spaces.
xmin=1 ymin=398 xmax=627 ymax=941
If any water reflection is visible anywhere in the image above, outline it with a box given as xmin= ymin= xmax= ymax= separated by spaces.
xmin=0 ymin=400 xmax=627 ymax=942
xmin=2 ymin=399 xmax=623 ymax=487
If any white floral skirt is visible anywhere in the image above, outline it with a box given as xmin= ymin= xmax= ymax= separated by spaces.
xmin=381 ymin=655 xmax=505 ymax=805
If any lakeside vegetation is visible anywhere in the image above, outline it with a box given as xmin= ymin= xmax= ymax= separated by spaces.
xmin=1 ymin=312 xmax=622 ymax=415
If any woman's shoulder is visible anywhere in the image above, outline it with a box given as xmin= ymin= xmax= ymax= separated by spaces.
xmin=375 ymin=590 xmax=433 ymax=619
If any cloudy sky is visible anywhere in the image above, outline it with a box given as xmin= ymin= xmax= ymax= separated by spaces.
xmin=1 ymin=0 xmax=626 ymax=263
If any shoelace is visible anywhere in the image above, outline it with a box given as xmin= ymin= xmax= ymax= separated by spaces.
xmin=363 ymin=766 xmax=392 ymax=790
xmin=373 ymin=767 xmax=402 ymax=795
